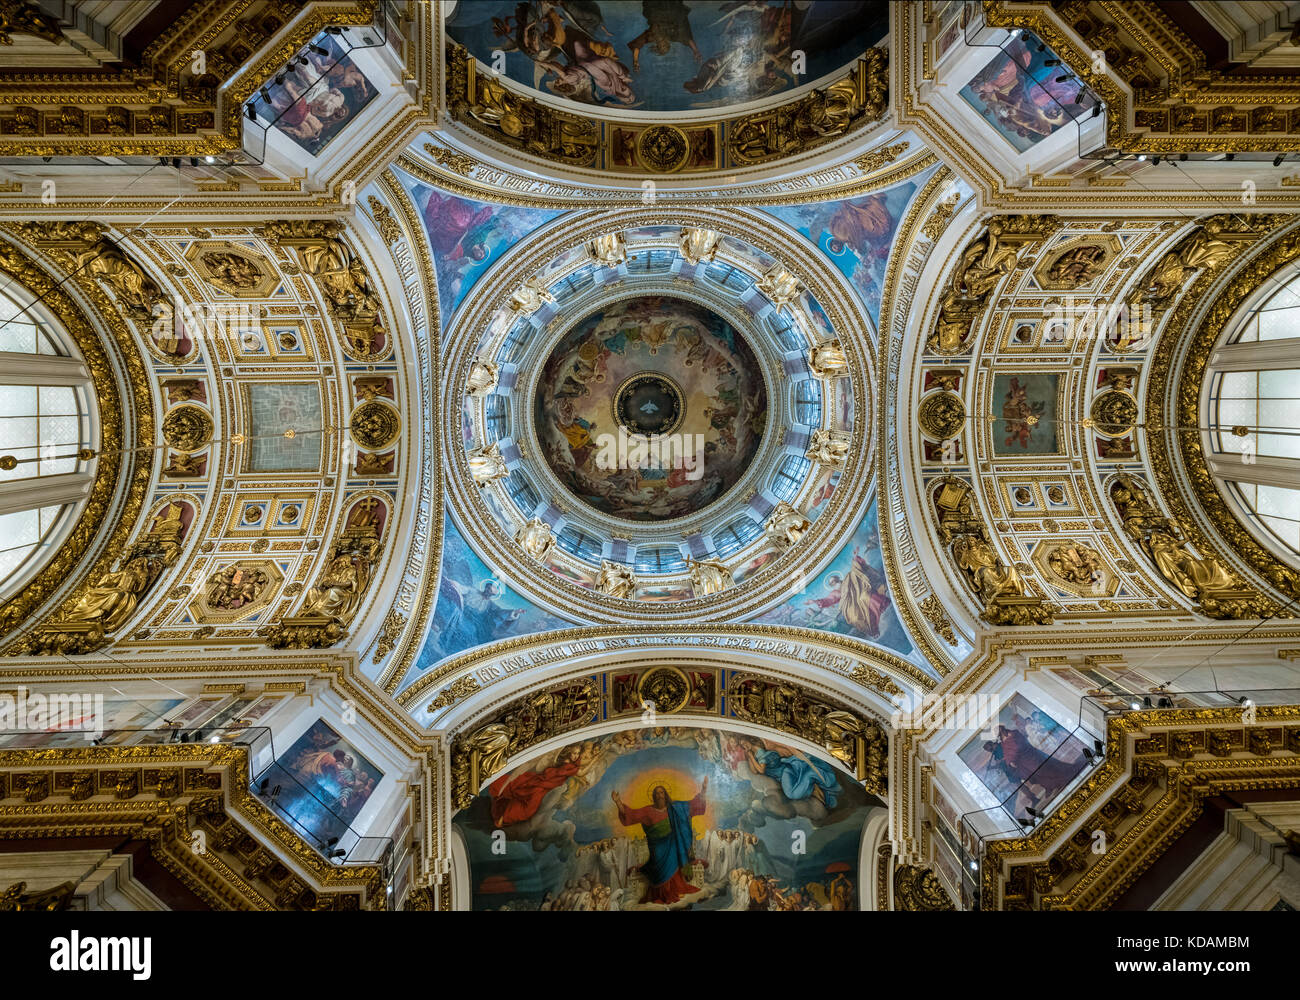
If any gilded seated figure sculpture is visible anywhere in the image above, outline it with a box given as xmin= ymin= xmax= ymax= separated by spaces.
xmin=952 ymin=534 xmax=1023 ymax=604
xmin=63 ymin=556 xmax=155 ymax=633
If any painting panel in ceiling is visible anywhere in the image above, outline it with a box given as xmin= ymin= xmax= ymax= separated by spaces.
xmin=444 ymin=0 xmax=889 ymax=114
xmin=264 ymin=718 xmax=384 ymax=845
xmin=256 ymin=32 xmax=378 ymax=156
xmin=959 ymin=31 xmax=1099 ymax=154
xmin=455 ymin=725 xmax=882 ymax=910
xmin=957 ymin=693 xmax=1088 ymax=816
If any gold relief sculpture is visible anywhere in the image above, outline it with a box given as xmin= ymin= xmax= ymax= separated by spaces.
xmin=198 ymin=250 xmax=264 ymax=294
xmin=1042 ymin=244 xmax=1107 ymax=288
xmin=726 ymin=674 xmax=887 ymax=793
xmin=350 ymin=399 xmax=400 ymax=451
xmin=893 ymin=865 xmax=955 ymax=911
xmin=161 ymin=450 xmax=206 ymax=479
xmin=423 ymin=142 xmax=476 ymax=176
xmin=1138 ymin=217 xmax=1257 ymax=307
xmin=354 ymin=450 xmax=395 ymax=477
xmin=927 ymin=216 xmax=1056 ymax=354
xmin=161 ymin=404 xmax=214 ymax=453
xmin=0 ymin=1 xmax=65 ymax=45
xmin=636 ymin=124 xmax=692 ymax=172
xmin=17 ymin=501 xmax=190 ymax=655
xmin=466 ymin=441 xmax=509 ymax=486
xmin=0 ymin=881 xmax=76 ymax=912
xmin=727 ymin=50 xmax=886 ymax=166
xmin=429 ymin=675 xmax=482 ymax=712
xmin=921 ymin=193 xmax=960 ymax=242
xmin=805 ymin=428 xmax=850 ymax=469
xmin=1089 ymin=389 xmax=1139 ymax=437
xmin=514 ymin=517 xmax=554 ymax=563
xmin=595 ymin=560 xmax=636 ymax=599
xmin=371 ymin=609 xmax=407 ymax=664
xmin=205 ymin=563 xmax=271 ymax=612
xmin=853 ymin=140 xmax=909 ymax=175
xmin=1045 ymin=544 xmax=1106 ymax=588
xmin=586 ymin=232 xmax=627 ymax=268
xmin=849 ymin=662 xmax=905 ymax=700
xmin=935 ymin=479 xmax=1054 ymax=626
xmin=257 ymin=220 xmax=387 ymax=360
xmin=686 ymin=556 xmax=733 ymax=596
xmin=807 ymin=339 xmax=849 ymax=379
xmin=448 ymin=44 xmax=599 ymax=168
xmin=466 ymin=358 xmax=499 ymax=398
xmin=1109 ymin=475 xmax=1278 ymax=619
xmin=917 ymin=391 xmax=966 ymax=440
xmin=637 ymin=666 xmax=692 ymax=714
xmin=678 ymin=227 xmax=721 ymax=266
xmin=765 ymin=501 xmax=810 ymax=551
xmin=450 ymin=679 xmax=602 ymax=809
xmin=756 ymin=261 xmax=802 ymax=308
xmin=508 ymin=276 xmax=555 ymax=315
xmin=261 ymin=500 xmax=384 ymax=650
xmin=19 ymin=221 xmax=165 ymax=321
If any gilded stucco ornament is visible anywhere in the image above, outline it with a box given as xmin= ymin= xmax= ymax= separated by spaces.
xmin=807 ymin=339 xmax=849 ymax=379
xmin=893 ymin=865 xmax=955 ymax=911
xmin=805 ymin=428 xmax=850 ymax=469
xmin=161 ymin=405 xmax=214 ymax=453
xmin=18 ymin=221 xmax=165 ymax=321
xmin=586 ymin=232 xmax=627 ymax=267
xmin=261 ymin=501 xmax=385 ymax=650
xmin=934 ymin=479 xmax=1055 ymax=626
xmin=678 ymin=227 xmax=721 ymax=266
xmin=350 ymin=399 xmax=400 ymax=451
xmin=466 ymin=441 xmax=509 ymax=486
xmin=917 ymin=391 xmax=966 ymax=441
xmin=508 ymin=276 xmax=555 ymax=315
xmin=16 ymin=501 xmax=190 ymax=656
xmin=466 ymin=358 xmax=499 ymax=398
xmin=756 ymin=261 xmax=802 ymax=307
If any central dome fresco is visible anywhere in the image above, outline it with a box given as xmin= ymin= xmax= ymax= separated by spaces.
xmin=533 ymin=295 xmax=767 ymax=522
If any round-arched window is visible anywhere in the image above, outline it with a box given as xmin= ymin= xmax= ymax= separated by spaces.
xmin=0 ymin=280 xmax=98 ymax=599
xmin=1203 ymin=263 xmax=1300 ymax=566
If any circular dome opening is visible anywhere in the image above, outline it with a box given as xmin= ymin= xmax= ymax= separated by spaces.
xmin=533 ymin=294 xmax=767 ymax=522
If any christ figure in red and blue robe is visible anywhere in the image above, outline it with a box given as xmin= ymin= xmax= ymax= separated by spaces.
xmin=611 ymin=778 xmax=708 ymax=905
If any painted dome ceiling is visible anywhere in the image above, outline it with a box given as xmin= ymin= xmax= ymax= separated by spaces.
xmin=444 ymin=0 xmax=889 ymax=114
xmin=534 ymin=295 xmax=767 ymax=521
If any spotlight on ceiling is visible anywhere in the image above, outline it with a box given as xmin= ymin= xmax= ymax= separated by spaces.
xmin=1093 ymin=739 xmax=1105 ymax=757
xmin=1130 ymin=699 xmax=1141 ymax=710
xmin=1143 ymin=696 xmax=1153 ymax=709
xmin=968 ymin=860 xmax=978 ymax=871
xmin=1275 ymin=155 xmax=1286 ymax=167
xmin=1044 ymin=58 xmax=1060 ymax=66
xmin=1158 ymin=697 xmax=1173 ymax=709
xmin=1082 ymin=747 xmax=1095 ymax=763
xmin=1225 ymin=153 xmax=1235 ymax=161
xmin=274 ymin=73 xmax=285 ymax=85
xmin=1055 ymin=74 xmax=1071 ymax=83
xmin=246 ymin=104 xmax=256 ymax=121
xmin=1090 ymin=103 xmax=1101 ymax=117
xmin=1137 ymin=154 xmax=1147 ymax=161
xmin=1179 ymin=153 xmax=1188 ymax=161
xmin=310 ymin=44 xmax=329 ymax=56
xmin=205 ymin=155 xmax=215 ymax=163
xmin=1074 ymin=89 xmax=1085 ymax=104
xmin=1152 ymin=156 xmax=1161 ymax=165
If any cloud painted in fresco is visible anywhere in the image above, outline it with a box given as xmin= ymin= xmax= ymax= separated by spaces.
xmin=762 ymin=174 xmax=925 ymax=326
xmin=407 ymin=181 xmax=559 ymax=325
xmin=751 ymin=495 xmax=914 ymax=658
xmin=402 ymin=513 xmax=572 ymax=692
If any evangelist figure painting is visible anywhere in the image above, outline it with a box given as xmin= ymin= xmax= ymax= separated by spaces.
xmin=959 ymin=31 xmax=1099 ymax=153
xmin=456 ymin=726 xmax=881 ymax=910
xmin=958 ymin=693 xmax=1088 ymax=817
xmin=764 ymin=175 xmax=922 ymax=326
xmin=753 ymin=495 xmax=914 ymax=657
xmin=266 ymin=719 xmax=383 ymax=844
xmin=445 ymin=1 xmax=888 ymax=113
xmin=407 ymin=181 xmax=559 ymax=323
xmin=406 ymin=513 xmax=571 ymax=684
xmin=257 ymin=32 xmax=376 ymax=156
